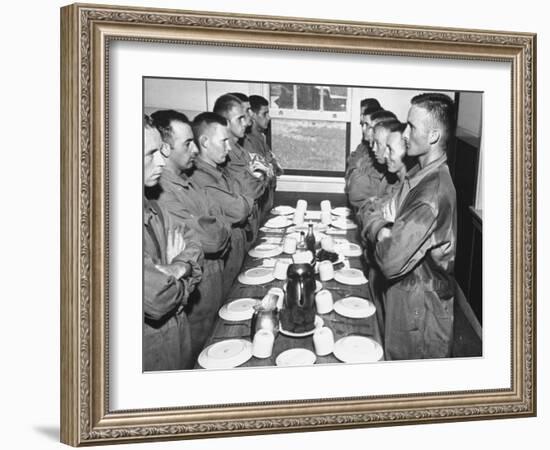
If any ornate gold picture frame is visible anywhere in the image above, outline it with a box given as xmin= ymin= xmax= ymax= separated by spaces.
xmin=60 ymin=2 xmax=536 ymax=446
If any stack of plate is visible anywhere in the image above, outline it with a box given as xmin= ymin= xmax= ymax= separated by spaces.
xmin=334 ymin=268 xmax=368 ymax=285
xmin=238 ymin=267 xmax=275 ymax=285
xmin=331 ymin=206 xmax=352 ymax=218
xmin=218 ymin=298 xmax=259 ymax=321
xmin=198 ymin=339 xmax=253 ymax=369
xmin=333 ymin=297 xmax=376 ymax=318
xmin=271 ymin=205 xmax=295 ymax=216
xmin=248 ymin=243 xmax=283 ymax=258
xmin=275 ymin=348 xmax=317 ymax=367
xmin=333 ymin=336 xmax=383 ymax=363
xmin=264 ymin=216 xmax=293 ymax=229
xmin=331 ymin=218 xmax=358 ymax=230
xmin=333 ymin=241 xmax=362 ymax=257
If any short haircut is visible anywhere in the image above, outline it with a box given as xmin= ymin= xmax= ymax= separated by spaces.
xmin=144 ymin=114 xmax=155 ymax=130
xmin=249 ymin=95 xmax=269 ymax=113
xmin=369 ymin=109 xmax=398 ymax=125
xmin=360 ymin=98 xmax=382 ymax=116
xmin=229 ymin=92 xmax=249 ymax=103
xmin=192 ymin=112 xmax=228 ymax=148
xmin=213 ymin=94 xmax=242 ymax=117
xmin=374 ymin=119 xmax=406 ymax=135
xmin=150 ymin=109 xmax=190 ymax=141
xmin=411 ymin=93 xmax=456 ymax=146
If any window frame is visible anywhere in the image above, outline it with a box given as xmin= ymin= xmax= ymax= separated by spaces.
xmin=262 ymin=83 xmax=353 ymax=177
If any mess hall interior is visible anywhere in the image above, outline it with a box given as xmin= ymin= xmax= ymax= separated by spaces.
xmin=143 ymin=77 xmax=483 ymax=371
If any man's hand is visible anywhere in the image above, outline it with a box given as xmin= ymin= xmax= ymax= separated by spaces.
xmin=376 ymin=227 xmax=392 ymax=242
xmin=166 ymin=225 xmax=186 ymax=264
xmin=155 ymin=262 xmax=191 ymax=280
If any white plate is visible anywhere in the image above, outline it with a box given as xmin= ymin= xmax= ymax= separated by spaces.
xmin=264 ymin=216 xmax=293 ymax=229
xmin=325 ymin=228 xmax=348 ymax=235
xmin=334 ymin=297 xmax=376 ymax=319
xmin=271 ymin=205 xmax=295 ymax=216
xmin=279 ymin=315 xmax=324 ymax=338
xmin=334 ymin=242 xmax=363 ymax=257
xmin=331 ymin=206 xmax=352 ymax=217
xmin=331 ymin=218 xmax=358 ymax=230
xmin=283 ymin=280 xmax=323 ymax=293
xmin=198 ymin=339 xmax=253 ymax=369
xmin=238 ymin=267 xmax=276 ymax=285
xmin=333 ymin=336 xmax=384 ymax=363
xmin=276 ymin=348 xmax=317 ymax=367
xmin=334 ymin=268 xmax=368 ymax=285
xmin=218 ymin=298 xmax=259 ymax=321
xmin=248 ymin=243 xmax=283 ymax=258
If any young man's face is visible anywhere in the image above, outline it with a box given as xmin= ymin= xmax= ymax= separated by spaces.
xmin=362 ymin=115 xmax=375 ymax=145
xmin=225 ymin=103 xmax=247 ymax=139
xmin=403 ymin=105 xmax=432 ymax=157
xmin=144 ymin=126 xmax=167 ymax=186
xmin=203 ymin=123 xmax=231 ymax=165
xmin=373 ymin=127 xmax=390 ymax=165
xmin=242 ymin=101 xmax=253 ymax=128
xmin=386 ymin=131 xmax=407 ymax=173
xmin=252 ymin=105 xmax=270 ymax=131
xmin=168 ymin=121 xmax=198 ymax=171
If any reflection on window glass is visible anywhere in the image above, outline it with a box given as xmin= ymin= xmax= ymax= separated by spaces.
xmin=322 ymin=86 xmax=348 ymax=112
xmin=270 ymin=83 xmax=348 ymax=112
xmin=270 ymin=83 xmax=294 ymax=109
xmin=271 ymin=119 xmax=346 ymax=172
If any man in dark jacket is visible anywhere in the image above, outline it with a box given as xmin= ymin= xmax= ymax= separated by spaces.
xmin=189 ymin=112 xmax=254 ymax=296
xmin=151 ymin=109 xmax=231 ymax=361
xmin=365 ymin=94 xmax=457 ymax=360
xmin=143 ymin=116 xmax=203 ymax=371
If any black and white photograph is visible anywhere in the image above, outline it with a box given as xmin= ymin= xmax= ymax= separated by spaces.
xmin=142 ymin=77 xmax=483 ymax=371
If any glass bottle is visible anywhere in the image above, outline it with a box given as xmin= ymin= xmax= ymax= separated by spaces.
xmin=305 ymin=222 xmax=316 ymax=256
xmin=296 ymin=231 xmax=307 ymax=251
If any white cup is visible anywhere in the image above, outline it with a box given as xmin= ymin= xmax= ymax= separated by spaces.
xmin=252 ymin=329 xmax=275 ymax=359
xmin=268 ymin=287 xmax=285 ymax=310
xmin=315 ymin=289 xmax=334 ymax=314
xmin=320 ymin=210 xmax=332 ymax=225
xmin=293 ymin=210 xmax=304 ymax=225
xmin=313 ymin=327 xmax=334 ymax=356
xmin=283 ymin=236 xmax=297 ymax=254
xmin=296 ymin=199 xmax=307 ymax=212
xmin=321 ymin=236 xmax=335 ymax=252
xmin=273 ymin=260 xmax=289 ymax=280
xmin=293 ymin=250 xmax=313 ymax=264
xmin=320 ymin=200 xmax=332 ymax=213
xmin=318 ymin=260 xmax=335 ymax=281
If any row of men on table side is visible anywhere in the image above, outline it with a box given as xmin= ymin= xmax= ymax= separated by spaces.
xmin=345 ymin=94 xmax=457 ymax=362
xmin=144 ymin=93 xmax=283 ymax=371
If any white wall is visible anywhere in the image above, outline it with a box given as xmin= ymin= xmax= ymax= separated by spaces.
xmin=1 ymin=1 xmax=546 ymax=450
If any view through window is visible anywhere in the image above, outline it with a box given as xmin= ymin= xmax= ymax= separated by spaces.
xmin=269 ymin=83 xmax=350 ymax=175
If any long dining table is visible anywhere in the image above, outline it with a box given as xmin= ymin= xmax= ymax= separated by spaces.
xmin=195 ymin=205 xmax=384 ymax=368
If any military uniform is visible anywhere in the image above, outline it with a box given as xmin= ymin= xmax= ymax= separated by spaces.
xmin=190 ymin=157 xmax=254 ymax=296
xmin=364 ymin=154 xmax=457 ymax=360
xmin=158 ymin=169 xmax=231 ymax=359
xmin=143 ymin=199 xmax=203 ymax=371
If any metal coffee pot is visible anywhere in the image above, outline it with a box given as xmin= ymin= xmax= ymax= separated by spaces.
xmin=284 ymin=263 xmax=316 ymax=311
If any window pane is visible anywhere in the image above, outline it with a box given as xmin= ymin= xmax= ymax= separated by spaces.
xmin=296 ymin=85 xmax=320 ymax=110
xmin=271 ymin=119 xmax=346 ymax=172
xmin=322 ymin=86 xmax=348 ymax=112
xmin=270 ymin=83 xmax=294 ymax=109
